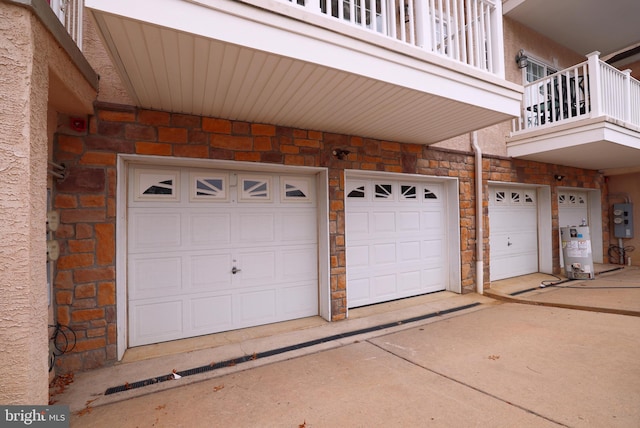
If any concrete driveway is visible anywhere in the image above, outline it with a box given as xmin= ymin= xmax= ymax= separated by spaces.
xmin=63 ymin=267 xmax=640 ymax=427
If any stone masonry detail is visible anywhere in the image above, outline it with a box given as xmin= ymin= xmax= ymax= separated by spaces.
xmin=52 ymin=104 xmax=605 ymax=372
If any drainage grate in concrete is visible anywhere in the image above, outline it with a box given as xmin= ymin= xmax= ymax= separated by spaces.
xmin=104 ymin=302 xmax=481 ymax=395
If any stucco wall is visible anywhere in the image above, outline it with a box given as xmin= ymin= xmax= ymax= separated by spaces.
xmin=0 ymin=4 xmax=49 ymax=405
xmin=83 ymin=12 xmax=134 ymax=105
xmin=434 ymin=17 xmax=586 ymax=156
xmin=607 ymin=173 xmax=640 ymax=266
xmin=623 ymin=59 xmax=640 ymax=80
xmin=1 ymin=1 xmax=98 ymax=404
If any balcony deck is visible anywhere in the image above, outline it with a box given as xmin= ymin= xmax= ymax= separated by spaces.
xmin=507 ymin=53 xmax=640 ymax=173
xmin=86 ymin=0 xmax=521 ymax=145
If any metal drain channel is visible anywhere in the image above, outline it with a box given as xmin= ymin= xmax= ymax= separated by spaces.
xmin=105 ymin=302 xmax=481 ymax=395
xmin=509 ymin=267 xmax=626 ymax=297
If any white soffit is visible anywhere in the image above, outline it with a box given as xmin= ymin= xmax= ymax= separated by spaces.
xmin=507 ymin=123 xmax=640 ymax=171
xmin=86 ymin=0 xmax=522 ymax=145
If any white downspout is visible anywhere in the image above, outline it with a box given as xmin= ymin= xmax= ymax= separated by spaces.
xmin=471 ymin=132 xmax=483 ymax=294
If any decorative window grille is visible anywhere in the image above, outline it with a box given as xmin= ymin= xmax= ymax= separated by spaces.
xmin=424 ymin=188 xmax=438 ymax=199
xmin=401 ymin=185 xmax=417 ymax=199
xmin=134 ymin=169 xmax=179 ymax=201
xmin=239 ymin=176 xmax=272 ymax=202
xmin=375 ymin=184 xmax=393 ymax=198
xmin=191 ymin=174 xmax=228 ymax=201
xmin=282 ymin=177 xmax=312 ymax=202
xmin=348 ymin=185 xmax=366 ymax=198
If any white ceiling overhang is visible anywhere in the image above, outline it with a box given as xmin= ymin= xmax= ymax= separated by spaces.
xmin=506 ymin=117 xmax=640 ymax=173
xmin=86 ymin=0 xmax=522 ymax=145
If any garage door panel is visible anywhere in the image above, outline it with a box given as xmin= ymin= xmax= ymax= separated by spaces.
xmin=399 ymin=241 xmax=421 ymax=261
xmin=489 ymin=186 xmax=539 ymax=281
xmin=190 ymin=254 xmax=232 ymax=290
xmin=346 ymin=212 xmax=369 ymax=235
xmin=191 ymin=295 xmax=233 ymax=331
xmin=128 ymin=166 xmax=319 ymax=347
xmin=422 ymin=240 xmax=444 ymax=262
xmin=373 ymin=212 xmax=396 ymax=233
xmin=424 ymin=267 xmax=444 ymax=286
xmin=491 ymin=253 xmax=538 ymax=279
xmin=280 ymin=283 xmax=318 ymax=316
xmin=132 ymin=299 xmax=183 ymax=345
xmin=237 ymin=251 xmax=276 ymax=282
xmin=422 ymin=211 xmax=443 ymax=229
xmin=346 ymin=177 xmax=449 ymax=308
xmin=398 ymin=211 xmax=421 ymax=231
xmin=347 ymin=278 xmax=371 ymax=304
xmin=558 ymin=191 xmax=589 ymax=267
xmin=373 ymin=274 xmax=397 ymax=298
xmin=189 ymin=213 xmax=231 ymax=245
xmin=129 ymin=212 xmax=182 ymax=251
xmin=281 ymin=211 xmax=317 ymax=242
xmin=373 ymin=243 xmax=397 ymax=264
xmin=239 ymin=213 xmax=275 ymax=242
xmin=282 ymin=247 xmax=318 ymax=280
xmin=238 ymin=289 xmax=277 ymax=325
xmin=398 ymin=271 xmax=421 ymax=292
xmin=129 ymin=256 xmax=182 ymax=299
xmin=347 ymin=245 xmax=370 ymax=267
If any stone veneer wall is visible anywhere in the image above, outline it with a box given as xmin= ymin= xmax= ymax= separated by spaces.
xmin=52 ymin=103 xmax=606 ymax=372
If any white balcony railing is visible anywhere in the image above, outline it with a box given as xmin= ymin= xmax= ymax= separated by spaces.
xmin=514 ymin=52 xmax=640 ymax=132
xmin=49 ymin=0 xmax=83 ymax=50
xmin=287 ymin=0 xmax=504 ymax=75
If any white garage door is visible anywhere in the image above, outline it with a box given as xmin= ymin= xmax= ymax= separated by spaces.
xmin=489 ymin=187 xmax=539 ymax=281
xmin=345 ymin=177 xmax=447 ymax=308
xmin=558 ymin=190 xmax=589 ymax=267
xmin=558 ymin=191 xmax=589 ymax=228
xmin=127 ymin=166 xmax=318 ymax=346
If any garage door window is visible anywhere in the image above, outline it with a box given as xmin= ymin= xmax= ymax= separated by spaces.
xmin=375 ymin=184 xmax=393 ymax=198
xmin=239 ymin=175 xmax=271 ymax=201
xmin=282 ymin=177 xmax=312 ymax=201
xmin=135 ymin=169 xmax=179 ymax=200
xmin=348 ymin=185 xmax=366 ymax=198
xmin=559 ymin=193 xmax=586 ymax=205
xmin=424 ymin=188 xmax=438 ymax=199
xmin=401 ymin=185 xmax=416 ymax=199
xmin=191 ymin=173 xmax=228 ymax=201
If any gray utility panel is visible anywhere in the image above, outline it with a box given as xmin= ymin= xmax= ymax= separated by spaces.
xmin=612 ymin=203 xmax=634 ymax=239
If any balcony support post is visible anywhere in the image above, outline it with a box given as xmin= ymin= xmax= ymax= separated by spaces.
xmin=490 ymin=0 xmax=504 ymax=78
xmin=622 ymin=69 xmax=632 ymax=124
xmin=306 ymin=0 xmax=321 ymax=13
xmin=415 ymin=0 xmax=430 ymax=49
xmin=587 ymin=51 xmax=602 ymax=117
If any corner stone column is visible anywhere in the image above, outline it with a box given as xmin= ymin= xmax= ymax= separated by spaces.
xmin=0 ymin=4 xmax=50 ymax=404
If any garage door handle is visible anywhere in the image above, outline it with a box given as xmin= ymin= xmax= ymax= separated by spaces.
xmin=231 ymin=266 xmax=241 ymax=274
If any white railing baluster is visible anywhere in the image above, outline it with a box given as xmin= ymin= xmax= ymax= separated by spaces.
xmin=280 ymin=0 xmax=501 ymax=75
xmin=49 ymin=0 xmax=83 ymax=50
xmin=429 ymin=0 xmax=437 ymax=51
xmin=482 ymin=2 xmax=491 ymax=73
xmin=516 ymin=51 xmax=639 ymax=133
xmin=408 ymin=0 xmax=415 ymax=44
xmin=414 ymin=0 xmax=427 ymax=48
xmin=622 ymin=69 xmax=631 ymax=123
xmin=451 ymin=0 xmax=460 ymax=61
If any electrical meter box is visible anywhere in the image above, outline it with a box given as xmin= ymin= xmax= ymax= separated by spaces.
xmin=612 ymin=203 xmax=634 ymax=238
xmin=560 ymin=226 xmax=594 ymax=280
